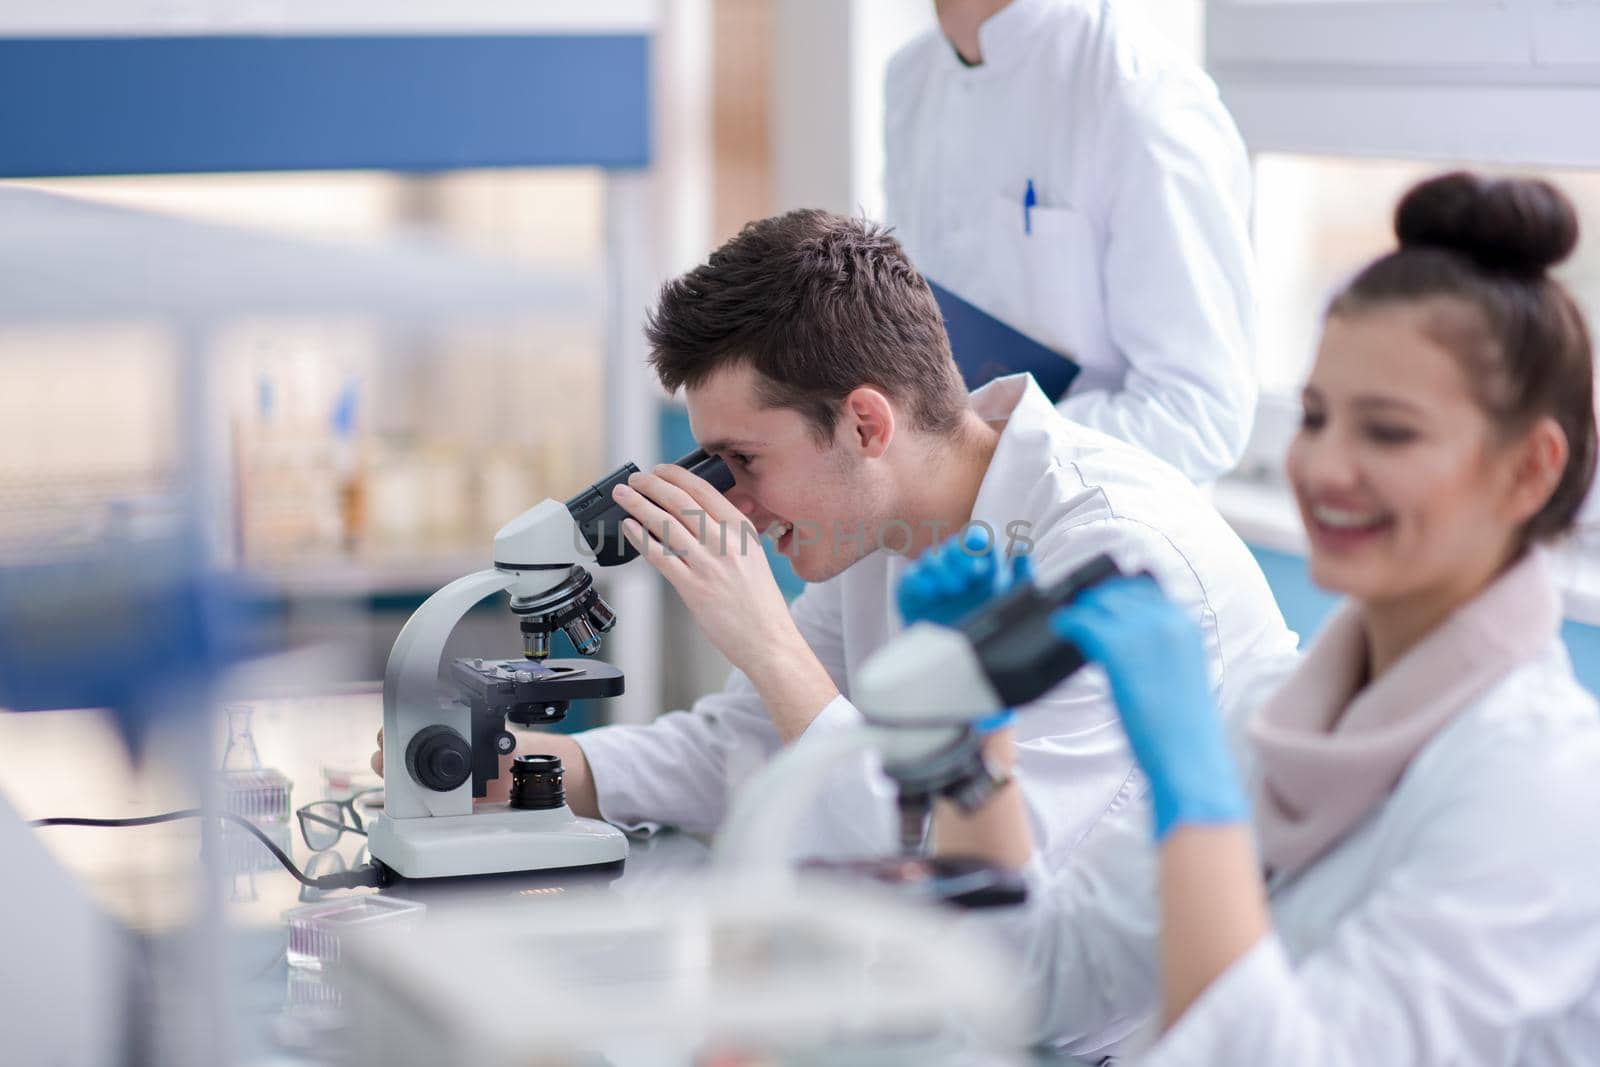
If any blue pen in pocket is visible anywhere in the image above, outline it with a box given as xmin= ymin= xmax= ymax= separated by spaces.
xmin=1023 ymin=178 xmax=1037 ymax=236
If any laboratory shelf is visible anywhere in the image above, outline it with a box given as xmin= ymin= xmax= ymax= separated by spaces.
xmin=0 ymin=186 xmax=590 ymax=325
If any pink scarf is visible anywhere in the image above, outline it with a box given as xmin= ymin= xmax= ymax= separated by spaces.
xmin=1247 ymin=549 xmax=1561 ymax=880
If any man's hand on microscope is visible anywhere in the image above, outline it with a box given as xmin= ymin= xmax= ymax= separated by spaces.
xmin=609 ymin=462 xmax=839 ymax=743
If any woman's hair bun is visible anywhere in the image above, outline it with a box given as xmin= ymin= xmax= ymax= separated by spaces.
xmin=1394 ymin=171 xmax=1579 ymax=279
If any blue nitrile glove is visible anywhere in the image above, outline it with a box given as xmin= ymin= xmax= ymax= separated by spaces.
xmin=897 ymin=526 xmax=1033 ymax=628
xmin=897 ymin=527 xmax=1033 ymax=732
xmin=1049 ymin=576 xmax=1248 ymax=841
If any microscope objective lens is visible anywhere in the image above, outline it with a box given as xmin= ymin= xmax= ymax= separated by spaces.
xmin=587 ymin=596 xmax=617 ymax=634
xmin=564 ymin=615 xmax=601 ymax=656
xmin=521 ymin=624 xmax=551 ymax=660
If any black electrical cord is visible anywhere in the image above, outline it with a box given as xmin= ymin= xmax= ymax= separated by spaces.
xmin=30 ymin=809 xmax=383 ymax=890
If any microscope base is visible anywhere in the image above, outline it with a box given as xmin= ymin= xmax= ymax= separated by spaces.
xmin=368 ymin=804 xmax=628 ymax=880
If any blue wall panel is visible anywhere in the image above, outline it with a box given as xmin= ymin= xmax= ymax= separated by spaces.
xmin=1249 ymin=544 xmax=1600 ymax=697
xmin=1560 ymin=620 xmax=1600 ymax=698
xmin=0 ymin=35 xmax=650 ymax=177
xmin=1249 ymin=545 xmax=1342 ymax=645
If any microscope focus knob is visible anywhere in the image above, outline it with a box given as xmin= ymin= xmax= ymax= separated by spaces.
xmin=405 ymin=725 xmax=473 ymax=792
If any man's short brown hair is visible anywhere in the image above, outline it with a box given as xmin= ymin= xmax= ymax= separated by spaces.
xmin=645 ymin=209 xmax=969 ymax=443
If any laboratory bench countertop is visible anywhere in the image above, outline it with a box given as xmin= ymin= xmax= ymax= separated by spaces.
xmin=1 ymin=692 xmax=1091 ymax=1066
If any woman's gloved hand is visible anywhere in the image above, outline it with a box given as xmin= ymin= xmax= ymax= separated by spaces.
xmin=897 ymin=526 xmax=1032 ymax=732
xmin=897 ymin=525 xmax=1032 ymax=628
xmin=1049 ymin=576 xmax=1248 ymax=841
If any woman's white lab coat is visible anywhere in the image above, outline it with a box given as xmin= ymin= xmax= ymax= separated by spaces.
xmin=984 ymin=640 xmax=1600 ymax=1064
xmin=884 ymin=0 xmax=1257 ymax=484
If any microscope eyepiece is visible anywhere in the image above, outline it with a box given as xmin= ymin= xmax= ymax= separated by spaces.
xmin=963 ymin=553 xmax=1131 ymax=708
xmin=564 ymin=447 xmax=735 ymax=567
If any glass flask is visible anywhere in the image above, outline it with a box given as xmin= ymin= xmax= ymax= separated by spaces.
xmin=218 ymin=703 xmax=294 ymax=871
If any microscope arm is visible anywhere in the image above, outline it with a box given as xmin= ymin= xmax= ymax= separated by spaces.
xmin=383 ymin=568 xmax=516 ymax=819
xmin=379 ymin=450 xmax=737 ymax=821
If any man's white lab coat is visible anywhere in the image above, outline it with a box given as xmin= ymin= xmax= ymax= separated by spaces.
xmin=885 ymin=0 xmax=1257 ymax=483
xmin=573 ymin=375 xmax=1297 ymax=865
xmin=984 ymin=642 xmax=1600 ymax=1064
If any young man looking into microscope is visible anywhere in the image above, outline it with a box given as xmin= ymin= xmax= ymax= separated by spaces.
xmin=377 ymin=209 xmax=1296 ymax=866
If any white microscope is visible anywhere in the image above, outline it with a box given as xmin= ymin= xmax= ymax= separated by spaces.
xmin=713 ymin=552 xmax=1132 ymax=878
xmin=368 ymin=449 xmax=733 ymax=882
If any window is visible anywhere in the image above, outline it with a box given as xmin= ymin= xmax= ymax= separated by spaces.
xmin=1253 ymin=155 xmax=1600 ymax=399
xmin=1208 ymin=1 xmax=1600 ymax=166
xmin=1243 ymin=155 xmax=1600 ymax=537
xmin=1207 ymin=0 xmax=1600 ymax=538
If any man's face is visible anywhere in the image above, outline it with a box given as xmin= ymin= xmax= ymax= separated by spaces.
xmin=685 ymin=365 xmax=884 ymax=583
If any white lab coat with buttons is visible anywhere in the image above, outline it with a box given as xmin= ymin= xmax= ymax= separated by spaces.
xmin=572 ymin=375 xmax=1297 ymax=867
xmin=884 ymin=0 xmax=1257 ymax=484
xmin=983 ymin=641 xmax=1600 ymax=1064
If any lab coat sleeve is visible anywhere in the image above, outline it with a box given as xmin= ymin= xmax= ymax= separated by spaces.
xmin=1057 ymin=73 xmax=1257 ymax=484
xmin=785 ymin=526 xmax=1163 ymax=861
xmin=971 ymin=701 xmax=1292 ymax=1057
xmin=1141 ymin=714 xmax=1600 ymax=1067
xmin=1007 ymin=630 xmax=1145 ymax=868
xmin=572 ymin=579 xmax=852 ymax=838
xmin=785 ymin=503 xmax=1257 ymax=862
xmin=972 ymin=514 xmax=1296 ymax=1056
xmin=949 ymin=517 xmax=1223 ymax=1053
xmin=974 ymin=797 xmax=1164 ymax=1057
xmin=1011 ymin=511 xmax=1238 ymax=865
xmin=880 ymin=34 xmax=931 ymax=234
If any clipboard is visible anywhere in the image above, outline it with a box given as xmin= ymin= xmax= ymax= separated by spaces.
xmin=927 ymin=279 xmax=1079 ymax=402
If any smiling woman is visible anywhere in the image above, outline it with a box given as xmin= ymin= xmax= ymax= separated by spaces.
xmin=953 ymin=171 xmax=1600 ymax=1066
xmin=1294 ymin=173 xmax=1596 ymax=673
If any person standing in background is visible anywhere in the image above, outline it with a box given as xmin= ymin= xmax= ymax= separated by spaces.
xmin=885 ymin=0 xmax=1258 ymax=483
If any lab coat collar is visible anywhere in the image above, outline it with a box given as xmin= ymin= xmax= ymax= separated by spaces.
xmin=968 ymin=371 xmax=1047 ymax=430
xmin=967 ymin=0 xmax=1060 ymax=70
xmin=966 ymin=374 xmax=1058 ymax=554
xmin=877 ymin=373 xmax=1044 ymax=579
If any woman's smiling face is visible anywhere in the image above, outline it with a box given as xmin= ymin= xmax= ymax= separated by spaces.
xmin=1288 ymin=302 xmax=1533 ymax=611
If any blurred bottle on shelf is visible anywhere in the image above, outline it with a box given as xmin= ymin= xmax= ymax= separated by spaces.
xmin=229 ymin=326 xmax=605 ymax=573
xmin=332 ymin=379 xmax=366 ymax=556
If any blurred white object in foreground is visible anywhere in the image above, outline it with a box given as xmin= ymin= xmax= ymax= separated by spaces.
xmin=339 ymin=874 xmax=1029 ymax=1066
xmin=0 ymin=793 xmax=125 ymax=1067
